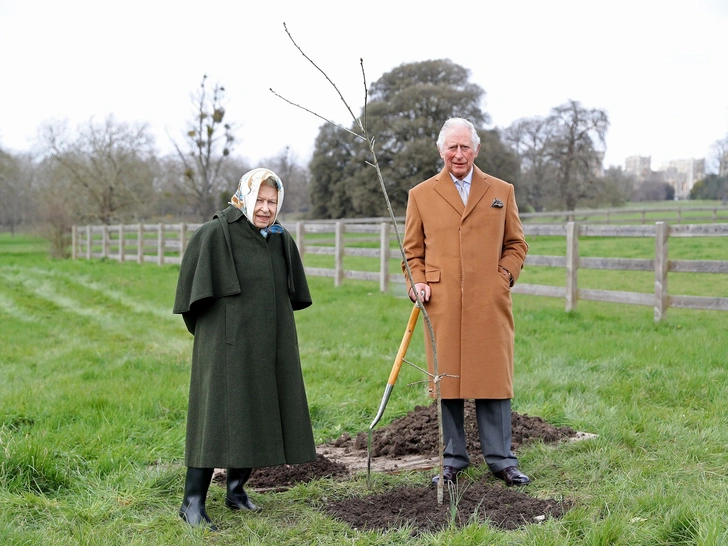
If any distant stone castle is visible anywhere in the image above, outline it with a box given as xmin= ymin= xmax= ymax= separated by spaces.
xmin=625 ymin=155 xmax=705 ymax=199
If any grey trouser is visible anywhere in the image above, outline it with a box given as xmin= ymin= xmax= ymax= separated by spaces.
xmin=441 ymin=398 xmax=518 ymax=473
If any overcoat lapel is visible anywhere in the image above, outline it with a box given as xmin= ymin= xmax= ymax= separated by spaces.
xmin=433 ymin=167 xmax=465 ymax=215
xmin=463 ymin=166 xmax=491 ymax=221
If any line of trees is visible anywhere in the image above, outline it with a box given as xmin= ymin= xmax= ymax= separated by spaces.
xmin=308 ymin=59 xmax=624 ymax=219
xmin=504 ymin=100 xmax=612 ymax=211
xmin=307 ymin=60 xmax=727 ymax=218
xmin=0 ymin=149 xmax=33 ymax=236
xmin=307 ymin=59 xmax=632 ymax=218
xmin=0 ymin=76 xmax=312 ymax=256
xmin=2 ymin=62 xmax=727 ymax=251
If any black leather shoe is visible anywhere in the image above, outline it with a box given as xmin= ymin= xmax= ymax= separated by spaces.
xmin=431 ymin=465 xmax=463 ymax=486
xmin=493 ymin=466 xmax=530 ymax=486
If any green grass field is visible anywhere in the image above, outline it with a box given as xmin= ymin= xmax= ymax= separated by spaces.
xmin=1 ymin=232 xmax=727 ymax=545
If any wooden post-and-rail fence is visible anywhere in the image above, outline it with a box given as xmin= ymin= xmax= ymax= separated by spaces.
xmin=71 ymin=220 xmax=728 ymax=321
xmin=71 ymin=222 xmax=203 ymax=266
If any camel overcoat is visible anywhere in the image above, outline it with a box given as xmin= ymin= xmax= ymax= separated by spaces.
xmin=173 ymin=206 xmax=316 ymax=468
xmin=402 ymin=166 xmax=528 ymax=399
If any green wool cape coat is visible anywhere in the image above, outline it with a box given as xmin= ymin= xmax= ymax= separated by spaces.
xmin=173 ymin=206 xmax=316 ymax=468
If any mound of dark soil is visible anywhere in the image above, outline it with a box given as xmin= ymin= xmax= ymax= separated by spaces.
xmin=324 ymin=480 xmax=568 ymax=534
xmin=335 ymin=400 xmax=577 ymax=464
xmin=244 ymin=454 xmax=350 ymax=490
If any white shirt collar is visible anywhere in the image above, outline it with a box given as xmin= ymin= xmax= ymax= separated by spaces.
xmin=448 ymin=167 xmax=474 ymax=185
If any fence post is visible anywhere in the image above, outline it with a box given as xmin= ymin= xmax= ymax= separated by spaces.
xmin=102 ymin=225 xmax=109 ymax=258
xmin=71 ymin=225 xmax=77 ymax=260
xmin=86 ymin=225 xmax=91 ymax=259
xmin=565 ymin=222 xmax=578 ymax=312
xmin=654 ymin=222 xmax=669 ymax=322
xmin=137 ymin=224 xmax=143 ymax=264
xmin=379 ymin=222 xmax=390 ymax=293
xmin=179 ymin=223 xmax=186 ymax=260
xmin=119 ymin=224 xmax=125 ymax=263
xmin=296 ymin=221 xmax=305 ymax=264
xmin=335 ymin=221 xmax=344 ymax=287
xmin=157 ymin=223 xmax=164 ymax=266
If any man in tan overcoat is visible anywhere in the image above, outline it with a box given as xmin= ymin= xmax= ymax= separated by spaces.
xmin=402 ymin=117 xmax=530 ymax=486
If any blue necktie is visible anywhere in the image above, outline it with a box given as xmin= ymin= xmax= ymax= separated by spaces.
xmin=455 ymin=180 xmax=468 ymax=204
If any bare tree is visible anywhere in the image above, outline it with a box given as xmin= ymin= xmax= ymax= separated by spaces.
xmin=587 ymin=166 xmax=633 ymax=207
xmin=216 ymin=155 xmax=252 ymax=208
xmin=503 ymin=117 xmax=556 ymax=211
xmin=33 ymin=157 xmax=76 ymax=257
xmin=263 ymin=146 xmax=310 ymax=217
xmin=547 ymin=100 xmax=609 ymax=211
xmin=170 ymin=75 xmax=235 ymax=221
xmin=40 ymin=116 xmax=157 ymax=224
xmin=0 ymin=149 xmax=33 ymax=234
xmin=504 ymin=102 xmax=609 ymax=212
xmin=155 ymin=153 xmax=249 ymax=221
xmin=710 ymin=133 xmax=728 ymax=176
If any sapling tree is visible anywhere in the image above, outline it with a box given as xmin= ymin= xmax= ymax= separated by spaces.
xmin=273 ymin=23 xmax=450 ymax=504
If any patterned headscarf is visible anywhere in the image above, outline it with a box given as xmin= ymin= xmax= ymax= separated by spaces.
xmin=230 ymin=168 xmax=285 ymax=236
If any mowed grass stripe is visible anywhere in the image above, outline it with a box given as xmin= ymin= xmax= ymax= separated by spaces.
xmin=3 ymin=265 xmax=181 ymax=322
xmin=0 ymin=265 xmax=187 ymax=356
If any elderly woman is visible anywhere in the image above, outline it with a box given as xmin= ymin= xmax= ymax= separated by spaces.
xmin=173 ymin=168 xmax=315 ymax=528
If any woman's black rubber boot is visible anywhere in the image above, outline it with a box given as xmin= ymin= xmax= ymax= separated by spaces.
xmin=225 ymin=468 xmax=260 ymax=511
xmin=179 ymin=467 xmax=217 ymax=530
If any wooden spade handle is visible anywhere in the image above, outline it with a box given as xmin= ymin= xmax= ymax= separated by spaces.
xmin=387 ymin=302 xmax=421 ymax=385
xmin=369 ymin=302 xmax=422 ymax=430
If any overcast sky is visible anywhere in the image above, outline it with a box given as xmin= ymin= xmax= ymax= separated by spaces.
xmin=1 ymin=0 xmax=726 ymax=172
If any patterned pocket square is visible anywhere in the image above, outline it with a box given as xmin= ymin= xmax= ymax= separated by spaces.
xmin=491 ymin=198 xmax=504 ymax=208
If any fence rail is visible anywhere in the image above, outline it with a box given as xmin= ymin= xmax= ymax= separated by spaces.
xmin=513 ymin=222 xmax=728 ymax=320
xmin=71 ymin=223 xmax=202 ymax=265
xmin=519 ymin=204 xmax=728 ymax=224
xmin=72 ymin=217 xmax=728 ymax=321
xmin=271 ymin=204 xmax=728 ymax=226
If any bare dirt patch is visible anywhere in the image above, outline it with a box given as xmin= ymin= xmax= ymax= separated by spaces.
xmin=215 ymin=401 xmax=581 ymax=534
xmin=242 ymin=454 xmax=349 ymax=491
xmin=323 ymin=480 xmax=569 ymax=533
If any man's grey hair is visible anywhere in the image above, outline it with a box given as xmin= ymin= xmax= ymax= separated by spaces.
xmin=436 ymin=118 xmax=481 ymax=151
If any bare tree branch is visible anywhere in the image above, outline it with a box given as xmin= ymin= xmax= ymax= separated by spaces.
xmin=276 ymin=23 xmax=447 ymax=505
xmin=268 ymin=88 xmax=365 ymax=142
xmin=283 ymin=22 xmax=363 ymax=133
